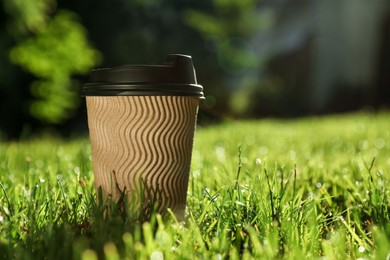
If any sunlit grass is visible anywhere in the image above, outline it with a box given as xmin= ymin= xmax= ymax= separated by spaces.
xmin=0 ymin=112 xmax=389 ymax=259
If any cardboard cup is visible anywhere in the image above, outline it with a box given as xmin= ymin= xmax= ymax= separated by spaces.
xmin=83 ymin=55 xmax=204 ymax=221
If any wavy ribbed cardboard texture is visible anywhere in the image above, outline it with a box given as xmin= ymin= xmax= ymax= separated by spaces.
xmin=86 ymin=95 xmax=199 ymax=219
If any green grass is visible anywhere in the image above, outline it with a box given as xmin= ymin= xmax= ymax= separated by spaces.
xmin=0 ymin=112 xmax=389 ymax=259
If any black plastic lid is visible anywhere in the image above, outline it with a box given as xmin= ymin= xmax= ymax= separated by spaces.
xmin=82 ymin=54 xmax=204 ymax=99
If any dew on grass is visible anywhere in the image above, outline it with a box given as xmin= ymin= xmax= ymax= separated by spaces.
xmin=23 ymin=187 xmax=31 ymax=197
xmin=358 ymin=140 xmax=369 ymax=151
xmin=316 ymin=182 xmax=322 ymax=188
xmin=214 ymin=254 xmax=222 ymax=260
xmin=241 ymin=157 xmax=248 ymax=164
xmin=56 ymin=174 xmax=63 ymax=181
xmin=358 ymin=246 xmax=365 ymax=253
xmin=192 ymin=170 xmax=200 ymax=178
xmin=39 ymin=178 xmax=45 ymax=183
xmin=255 ymin=158 xmax=262 ymax=165
xmin=202 ymin=188 xmax=210 ymax=195
xmin=74 ymin=167 xmax=80 ymax=174
xmin=215 ymin=146 xmax=226 ymax=163
xmin=3 ymin=207 xmax=10 ymax=216
xmin=150 ymin=251 xmax=164 ymax=260
xmin=375 ymin=138 xmax=385 ymax=149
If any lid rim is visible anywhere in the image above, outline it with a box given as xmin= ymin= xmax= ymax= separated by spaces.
xmin=82 ymin=83 xmax=204 ymax=99
xmin=83 ymin=82 xmax=203 ymax=87
xmin=82 ymin=92 xmax=205 ymax=98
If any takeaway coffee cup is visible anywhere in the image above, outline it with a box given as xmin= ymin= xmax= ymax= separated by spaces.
xmin=83 ymin=54 xmax=204 ymax=221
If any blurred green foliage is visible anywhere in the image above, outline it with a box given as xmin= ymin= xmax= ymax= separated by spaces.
xmin=184 ymin=0 xmax=274 ymax=118
xmin=3 ymin=0 xmax=100 ymax=125
xmin=10 ymin=11 xmax=100 ymax=123
xmin=3 ymin=0 xmax=55 ymax=34
xmin=184 ymin=0 xmax=272 ymax=74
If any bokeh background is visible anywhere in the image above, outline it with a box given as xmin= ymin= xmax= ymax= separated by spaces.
xmin=1 ymin=0 xmax=389 ymax=139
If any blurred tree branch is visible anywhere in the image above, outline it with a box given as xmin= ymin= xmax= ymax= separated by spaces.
xmin=3 ymin=0 xmax=100 ymax=124
xmin=3 ymin=0 xmax=55 ymax=35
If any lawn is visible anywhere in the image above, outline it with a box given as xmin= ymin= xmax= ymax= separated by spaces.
xmin=0 ymin=112 xmax=389 ymax=259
